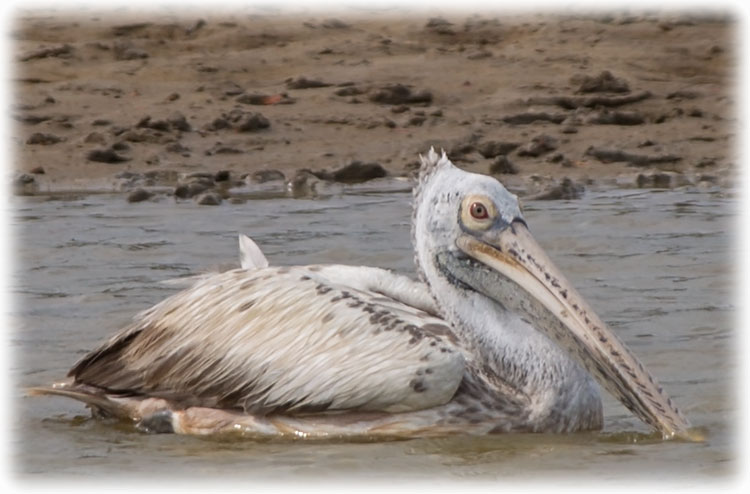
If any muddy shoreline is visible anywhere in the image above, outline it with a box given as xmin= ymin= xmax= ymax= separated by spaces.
xmin=11 ymin=10 xmax=735 ymax=203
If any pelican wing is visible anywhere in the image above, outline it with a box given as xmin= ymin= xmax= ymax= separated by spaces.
xmin=70 ymin=266 xmax=465 ymax=415
xmin=238 ymin=234 xmax=269 ymax=269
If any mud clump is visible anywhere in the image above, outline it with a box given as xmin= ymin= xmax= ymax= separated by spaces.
xmin=195 ymin=191 xmax=223 ymax=205
xmin=236 ymin=93 xmax=295 ymax=105
xmin=517 ymin=135 xmax=558 ymax=158
xmin=87 ymin=147 xmax=129 ymax=163
xmin=285 ymin=76 xmax=332 ymax=89
xmin=251 ymin=170 xmax=286 ymax=183
xmin=489 ymin=155 xmax=519 ymax=175
xmin=502 ymin=112 xmax=566 ymax=125
xmin=573 ymin=70 xmax=631 ymax=93
xmin=137 ymin=113 xmax=191 ymax=132
xmin=369 ymin=84 xmax=433 ymax=106
xmin=585 ymin=146 xmax=682 ymax=167
xmin=19 ymin=44 xmax=73 ymax=62
xmin=584 ymin=110 xmax=646 ymax=126
xmin=27 ymin=132 xmax=63 ymax=145
xmin=237 ymin=113 xmax=270 ymax=132
xmin=174 ymin=181 xmax=211 ymax=199
xmin=13 ymin=173 xmax=38 ymax=195
xmin=478 ymin=141 xmax=521 ymax=159
xmin=530 ymin=178 xmax=585 ymax=200
xmin=330 ymin=161 xmax=387 ymax=183
xmin=127 ymin=188 xmax=153 ymax=203
xmin=205 ymin=110 xmax=270 ymax=133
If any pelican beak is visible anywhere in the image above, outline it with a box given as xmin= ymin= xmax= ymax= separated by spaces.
xmin=454 ymin=220 xmax=694 ymax=440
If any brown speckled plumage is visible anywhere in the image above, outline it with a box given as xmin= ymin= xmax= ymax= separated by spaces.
xmin=68 ymin=266 xmax=465 ymax=416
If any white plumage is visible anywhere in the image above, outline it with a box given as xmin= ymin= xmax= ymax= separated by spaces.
xmin=239 ymin=234 xmax=269 ymax=269
xmin=32 ymin=148 xmax=694 ymax=440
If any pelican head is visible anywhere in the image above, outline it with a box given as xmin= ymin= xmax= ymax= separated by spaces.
xmin=413 ymin=148 xmax=692 ymax=439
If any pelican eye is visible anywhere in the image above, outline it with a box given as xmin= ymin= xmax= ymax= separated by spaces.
xmin=460 ymin=194 xmax=497 ymax=230
xmin=470 ymin=202 xmax=489 ymax=219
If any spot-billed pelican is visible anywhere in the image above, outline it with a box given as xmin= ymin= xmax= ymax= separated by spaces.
xmin=33 ymin=148 xmax=692 ymax=440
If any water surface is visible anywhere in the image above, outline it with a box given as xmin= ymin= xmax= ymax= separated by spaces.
xmin=10 ymin=184 xmax=736 ymax=480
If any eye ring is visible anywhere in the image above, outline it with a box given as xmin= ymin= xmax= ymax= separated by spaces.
xmin=469 ymin=202 xmax=489 ymax=220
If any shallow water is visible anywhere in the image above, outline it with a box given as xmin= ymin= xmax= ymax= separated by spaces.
xmin=10 ymin=183 xmax=736 ymax=480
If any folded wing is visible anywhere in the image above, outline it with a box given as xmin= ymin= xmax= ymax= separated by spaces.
xmin=70 ymin=266 xmax=465 ymax=415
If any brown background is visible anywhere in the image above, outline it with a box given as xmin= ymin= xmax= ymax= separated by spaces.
xmin=11 ymin=9 xmax=735 ymax=199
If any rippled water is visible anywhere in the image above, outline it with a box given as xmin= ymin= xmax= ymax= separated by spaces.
xmin=10 ymin=183 xmax=736 ymax=480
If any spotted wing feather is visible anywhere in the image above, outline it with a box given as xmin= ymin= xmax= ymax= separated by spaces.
xmin=70 ymin=266 xmax=465 ymax=415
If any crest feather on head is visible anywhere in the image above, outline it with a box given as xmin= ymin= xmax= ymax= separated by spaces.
xmin=413 ymin=147 xmax=453 ymax=204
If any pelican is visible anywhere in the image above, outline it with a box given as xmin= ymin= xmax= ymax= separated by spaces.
xmin=33 ymin=149 xmax=693 ymax=440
